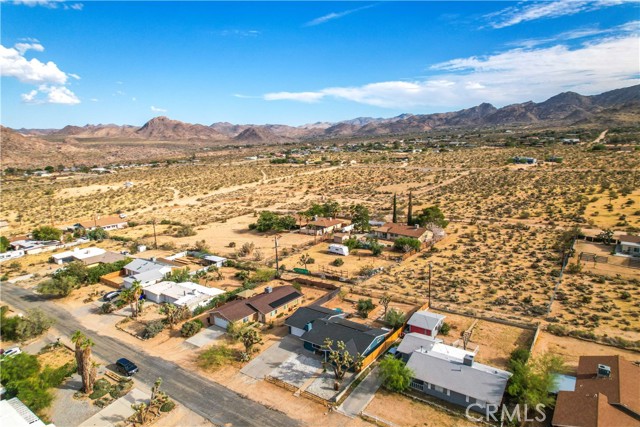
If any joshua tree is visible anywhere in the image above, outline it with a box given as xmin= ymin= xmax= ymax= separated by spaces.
xmin=239 ymin=327 xmax=263 ymax=361
xmin=322 ymin=338 xmax=363 ymax=390
xmin=71 ymin=330 xmax=97 ymax=394
xmin=379 ymin=293 xmax=392 ymax=316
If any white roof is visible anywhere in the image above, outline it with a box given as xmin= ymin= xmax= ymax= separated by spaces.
xmin=406 ymin=346 xmax=512 ymax=406
xmin=397 ymin=332 xmax=440 ymax=354
xmin=71 ymin=247 xmax=106 ymax=260
xmin=124 ymin=258 xmax=168 ymax=274
xmin=0 ymin=398 xmax=48 ymax=427
xmin=407 ymin=310 xmax=446 ymax=330
xmin=204 ymin=255 xmax=227 ymax=262
xmin=145 ymin=281 xmax=224 ymax=299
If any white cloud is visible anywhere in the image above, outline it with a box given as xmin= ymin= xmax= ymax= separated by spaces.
xmin=22 ymin=84 xmax=80 ymax=104
xmin=150 ymin=106 xmax=167 ymax=113
xmin=0 ymin=44 xmax=68 ymax=84
xmin=263 ymin=91 xmax=326 ymax=103
xmin=90 ymin=98 xmax=99 ymax=102
xmin=10 ymin=0 xmax=84 ymax=9
xmin=262 ymin=35 xmax=639 ymax=109
xmin=304 ymin=4 xmax=375 ymax=27
xmin=486 ymin=0 xmax=637 ymax=29
xmin=131 ymin=97 xmax=137 ymax=101
xmin=219 ymin=29 xmax=261 ymax=37
xmin=14 ymin=42 xmax=44 ymax=55
xmin=510 ymin=20 xmax=640 ymax=47
xmin=2 ymin=42 xmax=80 ymax=105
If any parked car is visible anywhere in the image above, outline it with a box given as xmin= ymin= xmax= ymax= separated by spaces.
xmin=1 ymin=347 xmax=22 ymax=359
xmin=103 ymin=290 xmax=122 ymax=302
xmin=116 ymin=358 xmax=138 ymax=376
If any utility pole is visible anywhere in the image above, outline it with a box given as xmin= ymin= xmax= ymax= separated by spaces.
xmin=428 ymin=262 xmax=433 ymax=308
xmin=274 ymin=234 xmax=281 ymax=277
xmin=152 ymin=219 xmax=158 ymax=249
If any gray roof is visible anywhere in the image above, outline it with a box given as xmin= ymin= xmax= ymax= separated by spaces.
xmin=131 ymin=269 xmax=165 ymax=283
xmin=123 ymin=258 xmax=167 ymax=274
xmin=397 ymin=332 xmax=439 ymax=355
xmin=406 ymin=348 xmax=512 ymax=406
xmin=407 ymin=310 xmax=446 ymax=330
xmin=285 ymin=305 xmax=341 ymax=329
xmin=300 ymin=317 xmax=388 ymax=356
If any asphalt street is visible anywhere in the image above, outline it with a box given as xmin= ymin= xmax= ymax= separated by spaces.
xmin=1 ymin=284 xmax=300 ymax=427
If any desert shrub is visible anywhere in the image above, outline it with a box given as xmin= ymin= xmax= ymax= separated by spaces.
xmin=566 ymin=263 xmax=582 ymax=274
xmin=175 ymin=224 xmax=196 ymax=237
xmin=181 ymin=319 xmax=204 ymax=338
xmin=89 ymin=378 xmax=111 ymax=399
xmin=1 ymin=308 xmax=54 ymax=341
xmin=160 ymin=400 xmax=176 ymax=412
xmin=393 ymin=237 xmax=421 ymax=252
xmin=197 ymin=345 xmax=237 ymax=370
xmin=41 ymin=362 xmax=76 ymax=388
xmin=32 ymin=226 xmax=62 ymax=241
xmin=385 ymin=308 xmax=406 ymax=328
xmin=440 ymin=322 xmax=451 ymax=336
xmin=357 ymin=298 xmax=375 ymax=318
xmin=332 ymin=258 xmax=344 ymax=267
xmin=100 ymin=302 xmax=116 ymax=314
xmin=250 ymin=269 xmax=276 ymax=283
xmin=142 ymin=320 xmax=165 ymax=339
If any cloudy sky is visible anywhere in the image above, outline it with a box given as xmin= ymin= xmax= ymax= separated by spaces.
xmin=1 ymin=0 xmax=638 ymax=128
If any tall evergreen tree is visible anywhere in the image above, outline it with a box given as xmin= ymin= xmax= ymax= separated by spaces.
xmin=407 ymin=192 xmax=413 ymax=225
xmin=392 ymin=193 xmax=397 ymax=223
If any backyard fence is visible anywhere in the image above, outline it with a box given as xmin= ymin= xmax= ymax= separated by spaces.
xmin=360 ymin=326 xmax=404 ymax=371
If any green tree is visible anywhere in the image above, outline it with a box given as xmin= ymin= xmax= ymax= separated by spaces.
xmin=87 ymin=227 xmax=109 ymax=241
xmin=14 ymin=309 xmax=54 ymax=340
xmin=254 ymin=211 xmax=281 ymax=232
xmin=393 ymin=237 xmax=421 ymax=253
xmin=392 ymin=193 xmax=398 ymax=223
xmin=278 ymin=215 xmax=297 ymax=231
xmin=507 ymin=352 xmax=564 ymax=416
xmin=159 ymin=303 xmax=190 ymax=329
xmin=597 ymin=228 xmax=614 ymax=245
xmin=322 ymin=338 xmax=363 ymax=389
xmin=407 ymin=191 xmax=414 ymax=225
xmin=32 ymin=226 xmax=62 ymax=241
xmin=164 ymin=267 xmax=191 ymax=283
xmin=238 ymin=327 xmax=263 ymax=361
xmin=384 ymin=308 xmax=406 ymax=329
xmin=37 ymin=275 xmax=78 ymax=297
xmin=120 ymin=281 xmax=142 ymax=318
xmin=0 ymin=236 xmax=9 ymax=253
xmin=71 ymin=330 xmax=97 ymax=395
xmin=0 ymin=353 xmax=40 ymax=384
xmin=350 ymin=204 xmax=371 ymax=232
xmin=414 ymin=206 xmax=448 ymax=229
xmin=356 ymin=298 xmax=375 ymax=318
xmin=379 ymin=355 xmax=413 ymax=392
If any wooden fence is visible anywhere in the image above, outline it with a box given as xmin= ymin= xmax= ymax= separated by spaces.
xmin=360 ymin=326 xmax=403 ymax=371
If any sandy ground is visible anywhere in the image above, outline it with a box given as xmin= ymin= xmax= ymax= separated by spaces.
xmin=532 ymin=331 xmax=640 ymax=373
xmin=365 ymin=389 xmax=472 ymax=427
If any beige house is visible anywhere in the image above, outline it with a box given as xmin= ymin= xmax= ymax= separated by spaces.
xmin=373 ymin=223 xmax=432 ymax=242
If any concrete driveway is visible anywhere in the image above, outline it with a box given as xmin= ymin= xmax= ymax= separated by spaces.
xmin=337 ymin=366 xmax=383 ymax=417
xmin=240 ymin=335 xmax=304 ymax=380
xmin=185 ymin=326 xmax=225 ymax=348
xmin=270 ymin=352 xmax=323 ymax=387
xmin=79 ymin=388 xmax=150 ymax=427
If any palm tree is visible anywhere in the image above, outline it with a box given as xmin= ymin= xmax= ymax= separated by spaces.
xmin=121 ymin=281 xmax=142 ymax=318
xmin=71 ymin=330 xmax=97 ymax=394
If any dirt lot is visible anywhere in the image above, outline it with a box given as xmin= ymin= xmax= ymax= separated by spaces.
xmin=365 ymin=389 xmax=472 ymax=427
xmin=532 ymin=331 xmax=640 ymax=373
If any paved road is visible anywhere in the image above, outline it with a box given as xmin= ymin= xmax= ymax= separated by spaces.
xmin=336 ymin=366 xmax=382 ymax=417
xmin=2 ymin=285 xmax=299 ymax=427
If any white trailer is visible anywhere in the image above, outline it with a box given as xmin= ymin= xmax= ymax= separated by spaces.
xmin=328 ymin=244 xmax=349 ymax=256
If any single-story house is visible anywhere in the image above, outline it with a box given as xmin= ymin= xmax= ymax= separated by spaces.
xmin=209 ymin=285 xmax=303 ymax=329
xmin=74 ymin=216 xmax=128 ymax=231
xmin=617 ymin=235 xmax=640 ymax=257
xmin=203 ymin=255 xmax=227 ymax=268
xmin=406 ymin=310 xmax=446 ymax=338
xmin=123 ymin=269 xmax=167 ymax=288
xmin=122 ymin=258 xmax=174 ymax=277
xmin=9 ymin=240 xmax=63 ymax=255
xmin=285 ymin=305 xmax=344 ymax=337
xmin=301 ymin=217 xmax=347 ymax=236
xmin=0 ymin=250 xmax=25 ymax=263
xmin=298 ymin=316 xmax=388 ymax=358
xmin=80 ymin=251 xmax=126 ymax=267
xmin=552 ymin=355 xmax=639 ymax=427
xmin=0 ymin=397 xmax=50 ymax=427
xmin=402 ymin=333 xmax=511 ymax=412
xmin=373 ymin=223 xmax=432 ymax=242
xmin=51 ymin=247 xmax=125 ymax=267
xmin=143 ymin=281 xmax=224 ymax=309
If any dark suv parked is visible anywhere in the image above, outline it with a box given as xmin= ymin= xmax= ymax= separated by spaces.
xmin=116 ymin=358 xmax=138 ymax=376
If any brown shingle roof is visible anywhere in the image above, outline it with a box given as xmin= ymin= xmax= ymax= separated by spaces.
xmin=309 ymin=218 xmax=343 ymax=228
xmin=374 ymin=222 xmax=429 ymax=239
xmin=78 ymin=216 xmax=127 ymax=229
xmin=620 ymin=235 xmax=640 ymax=244
xmin=210 ymin=286 xmax=302 ymax=322
xmin=81 ymin=251 xmax=126 ymax=266
xmin=552 ymin=356 xmax=640 ymax=427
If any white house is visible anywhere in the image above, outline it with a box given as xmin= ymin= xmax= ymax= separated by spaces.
xmin=0 ymin=250 xmax=25 ymax=263
xmin=203 ymin=255 xmax=227 ymax=268
xmin=617 ymin=235 xmax=640 ymax=257
xmin=143 ymin=281 xmax=224 ymax=309
xmin=121 ymin=258 xmax=174 ymax=288
xmin=51 ymin=247 xmax=106 ymax=265
xmin=400 ymin=333 xmax=511 ymax=412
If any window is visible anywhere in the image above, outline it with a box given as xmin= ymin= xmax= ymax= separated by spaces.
xmin=434 ymin=385 xmax=444 ymax=393
xmin=410 ymin=380 xmax=423 ymax=391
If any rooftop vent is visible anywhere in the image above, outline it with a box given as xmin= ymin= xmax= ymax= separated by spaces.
xmin=265 ymin=286 xmax=273 ymax=294
xmin=463 ymin=354 xmax=474 ymax=367
xmin=597 ymin=364 xmax=611 ymax=378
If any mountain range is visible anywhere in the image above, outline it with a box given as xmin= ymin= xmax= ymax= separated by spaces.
xmin=13 ymin=85 xmax=639 ymax=144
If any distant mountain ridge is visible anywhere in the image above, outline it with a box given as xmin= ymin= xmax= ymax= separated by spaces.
xmin=14 ymin=85 xmax=640 ymax=142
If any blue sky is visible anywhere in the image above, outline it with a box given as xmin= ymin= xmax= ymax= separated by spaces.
xmin=1 ymin=1 xmax=638 ymax=128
